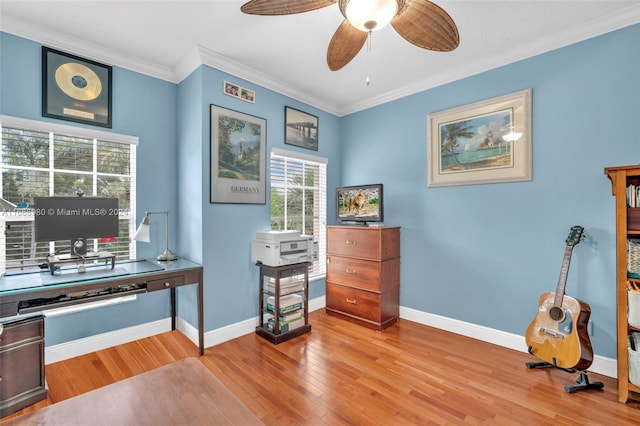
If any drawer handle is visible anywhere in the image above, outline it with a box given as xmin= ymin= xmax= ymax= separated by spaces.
xmin=345 ymin=240 xmax=357 ymax=246
xmin=346 ymin=298 xmax=357 ymax=305
xmin=164 ymin=282 xmax=171 ymax=288
xmin=345 ymin=268 xmax=357 ymax=275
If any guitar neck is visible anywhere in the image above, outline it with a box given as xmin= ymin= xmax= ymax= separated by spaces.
xmin=553 ymin=245 xmax=574 ymax=307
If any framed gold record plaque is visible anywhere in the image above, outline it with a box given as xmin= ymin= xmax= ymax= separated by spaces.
xmin=42 ymin=47 xmax=112 ymax=128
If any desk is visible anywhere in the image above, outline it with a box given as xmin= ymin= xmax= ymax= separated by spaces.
xmin=0 ymin=259 xmax=204 ymax=355
xmin=0 ymin=259 xmax=204 ymax=417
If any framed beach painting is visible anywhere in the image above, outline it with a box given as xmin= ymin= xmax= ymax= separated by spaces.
xmin=427 ymin=89 xmax=532 ymax=187
xmin=210 ymin=105 xmax=266 ymax=204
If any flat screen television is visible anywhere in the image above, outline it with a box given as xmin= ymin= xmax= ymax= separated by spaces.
xmin=34 ymin=196 xmax=119 ymax=256
xmin=336 ymin=184 xmax=383 ymax=225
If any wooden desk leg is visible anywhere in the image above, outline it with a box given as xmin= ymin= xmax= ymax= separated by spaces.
xmin=170 ymin=287 xmax=176 ymax=331
xmin=198 ymin=269 xmax=204 ymax=356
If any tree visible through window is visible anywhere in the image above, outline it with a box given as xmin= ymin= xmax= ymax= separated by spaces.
xmin=0 ymin=117 xmax=137 ymax=273
xmin=270 ymin=149 xmax=327 ymax=276
xmin=270 ymin=149 xmax=326 ymax=277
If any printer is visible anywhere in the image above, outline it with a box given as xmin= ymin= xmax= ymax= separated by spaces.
xmin=251 ymin=230 xmax=318 ymax=266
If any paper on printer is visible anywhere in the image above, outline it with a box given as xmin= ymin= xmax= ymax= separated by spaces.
xmin=251 ymin=230 xmax=318 ymax=266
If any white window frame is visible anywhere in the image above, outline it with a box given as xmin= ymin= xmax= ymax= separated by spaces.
xmin=0 ymin=115 xmax=138 ymax=274
xmin=270 ymin=147 xmax=327 ymax=278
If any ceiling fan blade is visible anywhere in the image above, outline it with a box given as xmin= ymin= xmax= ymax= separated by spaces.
xmin=391 ymin=0 xmax=459 ymax=51
xmin=241 ymin=0 xmax=336 ymax=15
xmin=327 ymin=20 xmax=368 ymax=71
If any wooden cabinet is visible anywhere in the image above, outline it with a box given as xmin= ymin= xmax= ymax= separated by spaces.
xmin=326 ymin=226 xmax=400 ymax=330
xmin=0 ymin=315 xmax=48 ymax=417
xmin=605 ymin=164 xmax=640 ymax=402
xmin=256 ymin=262 xmax=311 ymax=344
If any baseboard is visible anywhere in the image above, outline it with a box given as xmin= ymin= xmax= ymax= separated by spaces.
xmin=399 ymin=306 xmax=617 ymax=379
xmin=45 ymin=297 xmax=616 ymax=379
xmin=45 ymin=296 xmax=327 ymax=365
xmin=45 ymin=318 xmax=172 ymax=364
xmin=187 ymin=295 xmax=327 ymax=347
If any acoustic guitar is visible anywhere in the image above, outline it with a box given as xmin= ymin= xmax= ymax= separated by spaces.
xmin=525 ymin=225 xmax=594 ymax=371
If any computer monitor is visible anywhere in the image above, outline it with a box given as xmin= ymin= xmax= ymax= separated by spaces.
xmin=34 ymin=196 xmax=119 ymax=256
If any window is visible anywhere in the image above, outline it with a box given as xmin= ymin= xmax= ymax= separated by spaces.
xmin=0 ymin=116 xmax=137 ymax=273
xmin=270 ymin=148 xmax=327 ymax=277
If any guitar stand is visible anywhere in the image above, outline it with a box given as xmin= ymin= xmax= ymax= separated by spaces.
xmin=525 ymin=355 xmax=604 ymax=393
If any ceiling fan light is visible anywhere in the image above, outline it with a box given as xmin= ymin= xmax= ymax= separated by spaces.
xmin=345 ymin=0 xmax=398 ymax=32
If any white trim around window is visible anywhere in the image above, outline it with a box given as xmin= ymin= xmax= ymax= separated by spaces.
xmin=0 ymin=115 xmax=139 ymax=145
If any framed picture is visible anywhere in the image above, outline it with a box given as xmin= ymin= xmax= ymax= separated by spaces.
xmin=223 ymin=81 xmax=240 ymax=98
xmin=427 ymin=89 xmax=532 ymax=187
xmin=42 ymin=47 xmax=112 ymax=128
xmin=285 ymin=106 xmax=318 ymax=151
xmin=223 ymin=81 xmax=255 ymax=103
xmin=240 ymin=88 xmax=255 ymax=103
xmin=210 ymin=105 xmax=266 ymax=204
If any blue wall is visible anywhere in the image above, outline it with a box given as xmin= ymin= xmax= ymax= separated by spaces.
xmin=187 ymin=66 xmax=341 ymax=329
xmin=0 ymin=31 xmax=342 ymax=341
xmin=340 ymin=24 xmax=640 ymax=358
xmin=0 ymin=33 xmax=179 ymax=344
xmin=1 ymin=24 xmax=639 ymax=359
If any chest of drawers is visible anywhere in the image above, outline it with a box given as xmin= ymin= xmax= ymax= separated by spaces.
xmin=325 ymin=226 xmax=400 ymax=330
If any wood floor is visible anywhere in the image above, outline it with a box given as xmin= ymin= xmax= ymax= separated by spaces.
xmin=4 ymin=310 xmax=640 ymax=425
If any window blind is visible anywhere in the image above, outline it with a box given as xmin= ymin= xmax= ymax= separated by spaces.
xmin=0 ymin=116 xmax=137 ymax=273
xmin=270 ymin=148 xmax=327 ymax=277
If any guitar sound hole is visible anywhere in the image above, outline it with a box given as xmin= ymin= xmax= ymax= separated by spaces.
xmin=549 ymin=306 xmax=564 ymax=321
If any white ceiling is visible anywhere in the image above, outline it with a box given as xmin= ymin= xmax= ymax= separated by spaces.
xmin=1 ymin=1 xmax=639 ymax=116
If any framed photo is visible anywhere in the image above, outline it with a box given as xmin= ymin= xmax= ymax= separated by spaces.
xmin=223 ymin=81 xmax=255 ymax=103
xmin=240 ymin=88 xmax=255 ymax=103
xmin=210 ymin=105 xmax=266 ymax=204
xmin=285 ymin=106 xmax=318 ymax=151
xmin=223 ymin=81 xmax=240 ymax=98
xmin=42 ymin=47 xmax=112 ymax=128
xmin=427 ymin=89 xmax=532 ymax=187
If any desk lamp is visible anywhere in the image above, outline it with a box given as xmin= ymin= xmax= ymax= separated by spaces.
xmin=0 ymin=198 xmax=16 ymax=241
xmin=0 ymin=197 xmax=17 ymax=212
xmin=133 ymin=211 xmax=177 ymax=261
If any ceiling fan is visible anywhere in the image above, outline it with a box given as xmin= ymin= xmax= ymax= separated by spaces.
xmin=241 ymin=0 xmax=459 ymax=71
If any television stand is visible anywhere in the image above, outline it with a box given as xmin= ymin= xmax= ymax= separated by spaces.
xmin=46 ymin=251 xmax=116 ymax=275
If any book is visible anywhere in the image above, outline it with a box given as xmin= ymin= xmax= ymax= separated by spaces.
xmin=267 ymin=302 xmax=303 ymax=315
xmin=266 ymin=277 xmax=304 ymax=296
xmin=268 ymin=276 xmax=304 ymax=286
xmin=266 ymin=282 xmax=304 ymax=296
xmin=263 ymin=310 xmax=302 ymax=322
xmin=267 ymin=294 xmax=303 ymax=314
xmin=267 ymin=316 xmax=305 ymax=334
xmin=281 ymin=311 xmax=303 ymax=321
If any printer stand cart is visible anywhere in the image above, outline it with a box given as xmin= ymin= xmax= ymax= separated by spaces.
xmin=256 ymin=262 xmax=311 ymax=344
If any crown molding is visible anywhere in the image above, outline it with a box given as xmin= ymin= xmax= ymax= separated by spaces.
xmin=0 ymin=13 xmax=339 ymax=114
xmin=337 ymin=3 xmax=640 ymax=116
xmin=2 ymin=4 xmax=639 ymax=117
xmin=194 ymin=45 xmax=339 ymax=115
xmin=0 ymin=14 xmax=177 ymax=83
xmin=0 ymin=11 xmax=344 ymax=114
